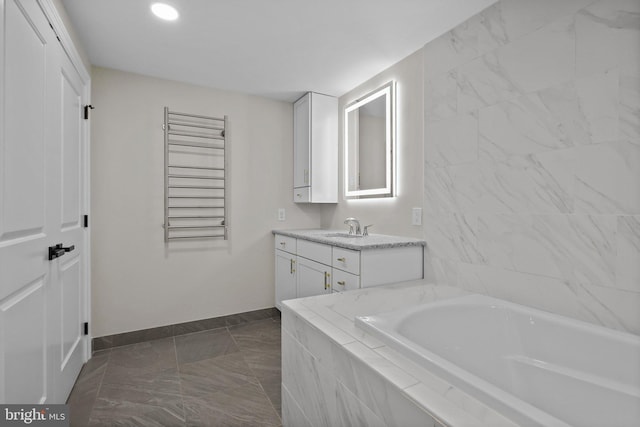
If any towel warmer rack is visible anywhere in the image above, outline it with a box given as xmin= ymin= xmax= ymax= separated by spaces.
xmin=164 ymin=107 xmax=228 ymax=241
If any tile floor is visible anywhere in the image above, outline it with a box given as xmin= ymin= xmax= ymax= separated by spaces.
xmin=67 ymin=317 xmax=282 ymax=426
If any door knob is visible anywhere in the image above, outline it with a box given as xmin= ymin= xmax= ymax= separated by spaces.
xmin=48 ymin=243 xmax=75 ymax=260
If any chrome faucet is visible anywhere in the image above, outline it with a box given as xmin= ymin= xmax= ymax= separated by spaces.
xmin=344 ymin=217 xmax=361 ymax=235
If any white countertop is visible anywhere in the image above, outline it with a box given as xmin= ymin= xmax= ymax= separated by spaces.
xmin=272 ymin=228 xmax=426 ymax=250
xmin=282 ymin=280 xmax=519 ymax=427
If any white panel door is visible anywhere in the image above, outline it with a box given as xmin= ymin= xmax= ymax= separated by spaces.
xmin=50 ymin=48 xmax=86 ymax=403
xmin=0 ymin=0 xmax=87 ymax=404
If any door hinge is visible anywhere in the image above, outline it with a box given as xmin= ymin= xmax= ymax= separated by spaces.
xmin=83 ymin=214 xmax=89 ymax=228
xmin=48 ymin=21 xmax=61 ymax=42
xmin=83 ymin=322 xmax=89 ymax=336
xmin=83 ymin=105 xmax=95 ymax=120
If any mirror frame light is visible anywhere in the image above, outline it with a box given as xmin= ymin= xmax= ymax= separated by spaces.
xmin=344 ymin=81 xmax=395 ymax=199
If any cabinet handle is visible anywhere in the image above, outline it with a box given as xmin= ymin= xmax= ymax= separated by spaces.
xmin=337 ymin=281 xmax=346 ymax=286
xmin=324 ymin=271 xmax=330 ymax=290
xmin=336 ymin=257 xmax=346 ymax=262
xmin=290 ymin=259 xmax=296 ymax=274
xmin=280 ymin=242 xmax=286 ymax=246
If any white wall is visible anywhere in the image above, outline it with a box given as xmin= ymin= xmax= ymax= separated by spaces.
xmin=87 ymin=0 xmax=640 ymax=338
xmin=91 ymin=67 xmax=321 ymax=337
xmin=321 ymin=49 xmax=424 ymax=239
xmin=422 ymin=0 xmax=640 ymax=334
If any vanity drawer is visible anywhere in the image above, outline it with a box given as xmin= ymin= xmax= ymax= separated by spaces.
xmin=274 ymin=234 xmax=296 ymax=254
xmin=332 ymin=268 xmax=360 ymax=292
xmin=333 ymin=247 xmax=360 ymax=275
xmin=293 ymin=187 xmax=310 ymax=203
xmin=297 ymin=239 xmax=332 ymax=265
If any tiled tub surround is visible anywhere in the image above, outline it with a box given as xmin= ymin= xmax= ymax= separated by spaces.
xmin=272 ymin=229 xmax=426 ymax=250
xmin=423 ymin=0 xmax=640 ymax=334
xmin=281 ymin=280 xmax=521 ymax=427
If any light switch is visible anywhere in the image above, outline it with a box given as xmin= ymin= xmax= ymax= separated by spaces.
xmin=412 ymin=207 xmax=422 ymax=226
xmin=278 ymin=208 xmax=286 ymax=221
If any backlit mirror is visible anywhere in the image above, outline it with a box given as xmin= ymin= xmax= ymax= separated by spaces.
xmin=344 ymin=81 xmax=395 ymax=199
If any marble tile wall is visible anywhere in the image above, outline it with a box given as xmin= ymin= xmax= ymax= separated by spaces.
xmin=423 ymin=0 xmax=640 ymax=334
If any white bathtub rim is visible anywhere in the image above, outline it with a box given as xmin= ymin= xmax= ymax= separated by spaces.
xmin=356 ymin=293 xmax=640 ymax=427
xmin=356 ymin=314 xmax=570 ymax=427
xmin=359 ymin=293 xmax=640 ymax=344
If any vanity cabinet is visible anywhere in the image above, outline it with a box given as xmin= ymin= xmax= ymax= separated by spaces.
xmin=293 ymin=92 xmax=338 ymax=203
xmin=274 ymin=233 xmax=424 ymax=309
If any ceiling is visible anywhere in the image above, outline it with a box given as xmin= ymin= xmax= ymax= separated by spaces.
xmin=61 ymin=0 xmax=495 ymax=102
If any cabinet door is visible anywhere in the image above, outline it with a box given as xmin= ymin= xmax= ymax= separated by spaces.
xmin=297 ymin=257 xmax=331 ymax=298
xmin=309 ymin=93 xmax=338 ymax=202
xmin=293 ymin=93 xmax=310 ymax=189
xmin=275 ymin=250 xmax=296 ymax=310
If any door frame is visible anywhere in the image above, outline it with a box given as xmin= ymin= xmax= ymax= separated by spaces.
xmin=38 ymin=0 xmax=92 ymax=360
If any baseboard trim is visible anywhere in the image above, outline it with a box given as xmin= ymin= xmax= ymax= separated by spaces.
xmin=92 ymin=307 xmax=280 ymax=352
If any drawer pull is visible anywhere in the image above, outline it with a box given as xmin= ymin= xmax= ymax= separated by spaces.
xmin=280 ymin=242 xmax=286 ymax=246
xmin=290 ymin=259 xmax=295 ymax=274
xmin=324 ymin=272 xmax=330 ymax=290
xmin=337 ymin=257 xmax=346 ymax=262
xmin=337 ymin=281 xmax=346 ymax=286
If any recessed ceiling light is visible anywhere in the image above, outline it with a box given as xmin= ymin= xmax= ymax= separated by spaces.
xmin=151 ymin=3 xmax=179 ymax=21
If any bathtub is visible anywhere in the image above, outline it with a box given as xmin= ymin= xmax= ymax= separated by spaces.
xmin=355 ymin=294 xmax=640 ymax=427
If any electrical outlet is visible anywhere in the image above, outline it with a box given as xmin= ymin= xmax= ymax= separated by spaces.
xmin=412 ymin=207 xmax=422 ymax=226
xmin=278 ymin=208 xmax=286 ymax=221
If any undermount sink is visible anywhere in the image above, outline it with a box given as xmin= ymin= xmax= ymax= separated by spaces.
xmin=323 ymin=232 xmax=364 ymax=238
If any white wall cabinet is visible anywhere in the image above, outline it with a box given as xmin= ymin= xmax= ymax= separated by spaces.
xmin=274 ymin=234 xmax=423 ymax=309
xmin=293 ymin=92 xmax=338 ymax=203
